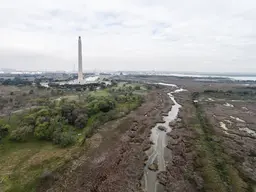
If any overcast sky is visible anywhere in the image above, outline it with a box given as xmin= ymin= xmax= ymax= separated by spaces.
xmin=1 ymin=0 xmax=256 ymax=72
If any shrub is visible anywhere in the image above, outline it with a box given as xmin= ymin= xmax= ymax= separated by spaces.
xmin=10 ymin=126 xmax=33 ymax=142
xmin=22 ymin=114 xmax=37 ymax=126
xmin=115 ymin=95 xmax=128 ymax=103
xmin=83 ymin=126 xmax=93 ymax=139
xmin=98 ymin=98 xmax=116 ymax=112
xmin=134 ymin=85 xmax=141 ymax=90
xmin=0 ymin=122 xmax=10 ymax=140
xmin=29 ymin=89 xmax=34 ymax=94
xmin=52 ymin=126 xmax=62 ymax=143
xmin=145 ymin=85 xmax=152 ymax=90
xmin=71 ymin=108 xmax=87 ymax=124
xmin=34 ymin=122 xmax=53 ymax=140
xmin=110 ymin=80 xmax=117 ymax=86
xmin=35 ymin=98 xmax=50 ymax=105
xmin=87 ymin=97 xmax=116 ymax=115
xmin=52 ymin=131 xmax=75 ymax=147
xmin=36 ymin=116 xmax=51 ymax=125
xmin=100 ymin=83 xmax=106 ymax=89
xmin=60 ymin=103 xmax=75 ymax=123
xmin=36 ymin=108 xmax=51 ymax=117
xmin=83 ymin=120 xmax=100 ymax=139
xmin=75 ymin=114 xmax=88 ymax=129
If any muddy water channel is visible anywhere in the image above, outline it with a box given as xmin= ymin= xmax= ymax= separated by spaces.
xmin=143 ymin=87 xmax=182 ymax=192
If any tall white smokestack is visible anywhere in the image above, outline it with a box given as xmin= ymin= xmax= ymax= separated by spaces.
xmin=78 ymin=36 xmax=83 ymax=82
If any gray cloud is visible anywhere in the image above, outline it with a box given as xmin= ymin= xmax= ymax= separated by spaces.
xmin=0 ymin=0 xmax=256 ymax=72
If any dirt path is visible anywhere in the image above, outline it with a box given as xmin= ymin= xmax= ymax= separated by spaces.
xmin=37 ymin=88 xmax=173 ymax=192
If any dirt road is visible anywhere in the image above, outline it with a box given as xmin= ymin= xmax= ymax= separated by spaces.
xmin=37 ymin=88 xmax=173 ymax=192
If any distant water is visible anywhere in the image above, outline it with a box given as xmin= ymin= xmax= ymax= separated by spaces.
xmin=228 ymin=76 xmax=256 ymax=81
xmin=168 ymin=73 xmax=256 ymax=81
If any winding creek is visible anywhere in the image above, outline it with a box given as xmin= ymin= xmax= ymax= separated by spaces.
xmin=143 ymin=84 xmax=184 ymax=192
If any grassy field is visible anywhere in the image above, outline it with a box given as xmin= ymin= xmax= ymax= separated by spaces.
xmin=88 ymin=89 xmax=110 ymax=97
xmin=0 ymin=140 xmax=80 ymax=192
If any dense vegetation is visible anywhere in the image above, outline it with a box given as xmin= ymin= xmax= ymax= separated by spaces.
xmin=0 ymin=84 xmax=144 ymax=147
xmin=1 ymin=77 xmax=32 ymax=86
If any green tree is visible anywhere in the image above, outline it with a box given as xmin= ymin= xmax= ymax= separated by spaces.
xmin=60 ymin=103 xmax=75 ymax=124
xmin=36 ymin=116 xmax=51 ymax=125
xmin=134 ymin=85 xmax=141 ymax=90
xmin=23 ymin=114 xmax=37 ymax=127
xmin=71 ymin=107 xmax=87 ymax=125
xmin=0 ymin=122 xmax=10 ymax=141
xmin=75 ymin=114 xmax=88 ymax=129
xmin=34 ymin=122 xmax=53 ymax=140
xmin=10 ymin=126 xmax=33 ymax=142
xmin=36 ymin=108 xmax=51 ymax=117
xmin=111 ymin=80 xmax=117 ymax=86
xmin=87 ymin=97 xmax=116 ymax=115
xmin=52 ymin=131 xmax=75 ymax=147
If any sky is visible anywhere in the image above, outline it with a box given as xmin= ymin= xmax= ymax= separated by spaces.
xmin=0 ymin=0 xmax=256 ymax=72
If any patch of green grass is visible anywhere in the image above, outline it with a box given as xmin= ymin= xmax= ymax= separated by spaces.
xmin=197 ymin=140 xmax=227 ymax=192
xmin=59 ymin=95 xmax=79 ymax=101
xmin=88 ymin=89 xmax=110 ymax=97
xmin=0 ymin=140 xmax=78 ymax=192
